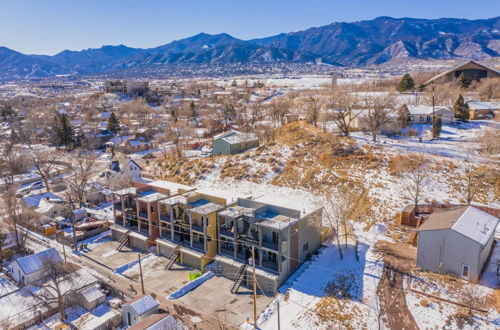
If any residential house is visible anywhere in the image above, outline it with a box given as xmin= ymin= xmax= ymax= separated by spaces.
xmin=128 ymin=314 xmax=183 ymax=330
xmin=119 ymin=137 xmax=155 ymax=154
xmin=212 ymin=130 xmax=259 ymax=155
xmin=84 ymin=182 xmax=113 ymax=205
xmin=122 ymin=295 xmax=159 ymax=327
xmin=10 ymin=248 xmax=63 ymax=285
xmin=215 ymin=197 xmax=322 ymax=294
xmin=407 ymin=105 xmax=455 ymax=124
xmin=349 ymin=109 xmax=399 ymax=133
xmin=104 ymin=158 xmax=143 ymax=188
xmin=111 ymin=180 xmax=194 ymax=250
xmin=155 ymin=188 xmax=244 ymax=271
xmin=468 ymin=101 xmax=500 ymax=120
xmin=416 ymin=206 xmax=498 ymax=282
xmin=424 ymin=60 xmax=500 ymax=86
xmin=21 ymin=192 xmax=68 ymax=222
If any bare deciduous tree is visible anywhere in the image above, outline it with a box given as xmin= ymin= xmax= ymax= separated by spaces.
xmin=30 ymin=148 xmax=61 ymax=193
xmin=327 ymin=87 xmax=360 ymax=136
xmin=360 ymin=93 xmax=396 ymax=142
xmin=33 ymin=257 xmax=79 ymax=322
xmin=401 ymin=153 xmax=429 ymax=213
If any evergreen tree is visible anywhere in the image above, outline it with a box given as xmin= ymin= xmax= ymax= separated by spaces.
xmin=1 ymin=104 xmax=15 ymax=122
xmin=432 ymin=115 xmax=442 ymax=139
xmin=453 ymin=95 xmax=470 ymax=122
xmin=231 ymin=80 xmax=237 ymax=87
xmin=107 ymin=112 xmax=120 ymax=134
xmin=397 ymin=73 xmax=415 ymax=92
xmin=457 ymin=72 xmax=470 ymax=89
xmin=51 ymin=113 xmax=74 ymax=148
xmin=397 ymin=104 xmax=412 ymax=128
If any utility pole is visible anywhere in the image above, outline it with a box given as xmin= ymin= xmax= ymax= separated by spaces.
xmin=62 ymin=242 xmax=67 ymax=262
xmin=432 ymin=84 xmax=435 ymax=118
xmin=252 ymin=246 xmax=257 ymax=329
xmin=138 ymin=254 xmax=145 ymax=294
xmin=277 ymin=301 xmax=281 ymax=330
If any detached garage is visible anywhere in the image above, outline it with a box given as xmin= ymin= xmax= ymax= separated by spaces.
xmin=212 ymin=130 xmax=259 ymax=156
xmin=416 ymin=206 xmax=498 ymax=282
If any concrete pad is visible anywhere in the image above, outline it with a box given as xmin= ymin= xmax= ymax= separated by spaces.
xmin=83 ymin=240 xmax=147 ymax=270
xmin=176 ymin=276 xmax=274 ymax=326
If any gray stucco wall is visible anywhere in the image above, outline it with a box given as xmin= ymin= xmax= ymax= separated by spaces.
xmin=417 ymin=229 xmax=483 ymax=281
xmin=212 ymin=139 xmax=231 ymax=156
xmin=298 ymin=208 xmax=322 ymax=262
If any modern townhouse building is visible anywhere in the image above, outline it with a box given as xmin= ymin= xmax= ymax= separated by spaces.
xmin=111 ymin=182 xmax=323 ymax=295
xmin=215 ymin=197 xmax=322 ymax=294
xmin=111 ymin=180 xmax=194 ymax=250
xmin=155 ymin=189 xmax=245 ymax=272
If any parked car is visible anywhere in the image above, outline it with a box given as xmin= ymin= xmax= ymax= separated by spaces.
xmin=15 ymin=181 xmax=44 ymax=196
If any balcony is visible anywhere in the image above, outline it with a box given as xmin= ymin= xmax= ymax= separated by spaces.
xmin=160 ymin=214 xmax=171 ymax=223
xmin=220 ymin=247 xmax=235 ymax=257
xmin=160 ymin=229 xmax=171 ymax=239
xmin=192 ymin=241 xmax=204 ymax=251
xmin=262 ymin=260 xmax=279 ymax=272
xmin=220 ymin=226 xmax=234 ymax=238
xmin=113 ymin=204 xmax=122 ymax=211
xmin=139 ymin=211 xmax=148 ymax=219
xmin=191 ymin=224 xmax=204 ymax=233
xmin=262 ymin=240 xmax=279 ymax=251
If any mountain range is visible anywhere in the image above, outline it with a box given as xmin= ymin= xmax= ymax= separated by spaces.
xmin=1 ymin=16 xmax=499 ymax=80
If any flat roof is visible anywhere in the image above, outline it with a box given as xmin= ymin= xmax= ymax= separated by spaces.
xmin=114 ymin=187 xmax=137 ymax=196
xmin=148 ymin=180 xmax=194 ymax=195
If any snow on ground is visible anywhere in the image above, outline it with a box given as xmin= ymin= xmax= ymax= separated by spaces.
xmin=114 ymin=253 xmax=154 ymax=275
xmin=121 ymin=252 xmax=163 ymax=278
xmin=257 ymin=225 xmax=385 ymax=329
xmin=351 ymin=121 xmax=498 ymax=161
xmin=168 ymin=271 xmax=214 ymax=299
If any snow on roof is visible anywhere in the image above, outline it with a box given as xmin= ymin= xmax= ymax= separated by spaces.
xmin=23 ymin=192 xmax=64 ymax=208
xmin=451 ymin=206 xmax=498 ymax=246
xmin=79 ymin=284 xmax=105 ymax=303
xmin=407 ymin=105 xmax=451 ymax=115
xmin=213 ymin=130 xmax=259 ymax=145
xmin=468 ymin=101 xmax=500 ymax=110
xmin=196 ymin=188 xmax=249 ymax=204
xmin=129 ymin=314 xmax=184 ymax=330
xmin=418 ymin=206 xmax=498 ymax=246
xmin=148 ymin=180 xmax=193 ymax=195
xmin=15 ymin=248 xmax=62 ymax=275
xmin=127 ymin=295 xmax=159 ymax=315
xmin=255 ymin=194 xmax=321 ymax=218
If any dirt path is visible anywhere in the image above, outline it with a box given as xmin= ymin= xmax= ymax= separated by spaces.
xmin=377 ymin=267 xmax=419 ymax=330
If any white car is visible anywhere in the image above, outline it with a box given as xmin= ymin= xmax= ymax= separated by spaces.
xmin=16 ymin=181 xmax=44 ymax=196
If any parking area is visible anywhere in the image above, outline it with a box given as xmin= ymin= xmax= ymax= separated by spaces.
xmin=82 ymin=240 xmax=148 ymax=270
xmin=177 ymin=276 xmax=274 ymax=326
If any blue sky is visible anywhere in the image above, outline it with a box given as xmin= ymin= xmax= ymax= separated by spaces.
xmin=1 ymin=0 xmax=498 ymax=55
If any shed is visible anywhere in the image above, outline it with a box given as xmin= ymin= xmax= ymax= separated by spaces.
xmin=416 ymin=206 xmax=498 ymax=281
xmin=128 ymin=314 xmax=184 ymax=330
xmin=122 ymin=295 xmax=160 ymax=326
xmin=212 ymin=130 xmax=259 ymax=155
xmin=76 ymin=284 xmax=106 ymax=311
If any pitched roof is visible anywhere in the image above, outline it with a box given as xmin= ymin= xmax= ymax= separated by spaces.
xmin=417 ymin=206 xmax=499 ymax=246
xmin=126 ymin=295 xmax=159 ymax=315
xmin=407 ymin=105 xmax=452 ymax=115
xmin=78 ymin=284 xmax=105 ymax=303
xmin=128 ymin=314 xmax=183 ymax=330
xmin=15 ymin=248 xmax=62 ymax=275
xmin=424 ymin=60 xmax=500 ymax=85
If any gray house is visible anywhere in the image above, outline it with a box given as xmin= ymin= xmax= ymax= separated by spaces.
xmin=212 ymin=130 xmax=259 ymax=156
xmin=416 ymin=206 xmax=498 ymax=282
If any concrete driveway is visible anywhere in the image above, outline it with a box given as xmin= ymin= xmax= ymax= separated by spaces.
xmin=176 ymin=275 xmax=274 ymax=327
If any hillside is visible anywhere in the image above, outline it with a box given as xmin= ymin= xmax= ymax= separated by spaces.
xmin=147 ymin=121 xmax=499 ymax=225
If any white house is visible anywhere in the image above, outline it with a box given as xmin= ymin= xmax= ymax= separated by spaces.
xmin=104 ymin=158 xmax=142 ymax=188
xmin=468 ymin=101 xmax=500 ymax=120
xmin=416 ymin=206 xmax=498 ymax=282
xmin=122 ymin=295 xmax=160 ymax=326
xmin=10 ymin=248 xmax=63 ymax=285
xmin=407 ymin=105 xmax=455 ymax=124
xmin=21 ymin=192 xmax=67 ymax=221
